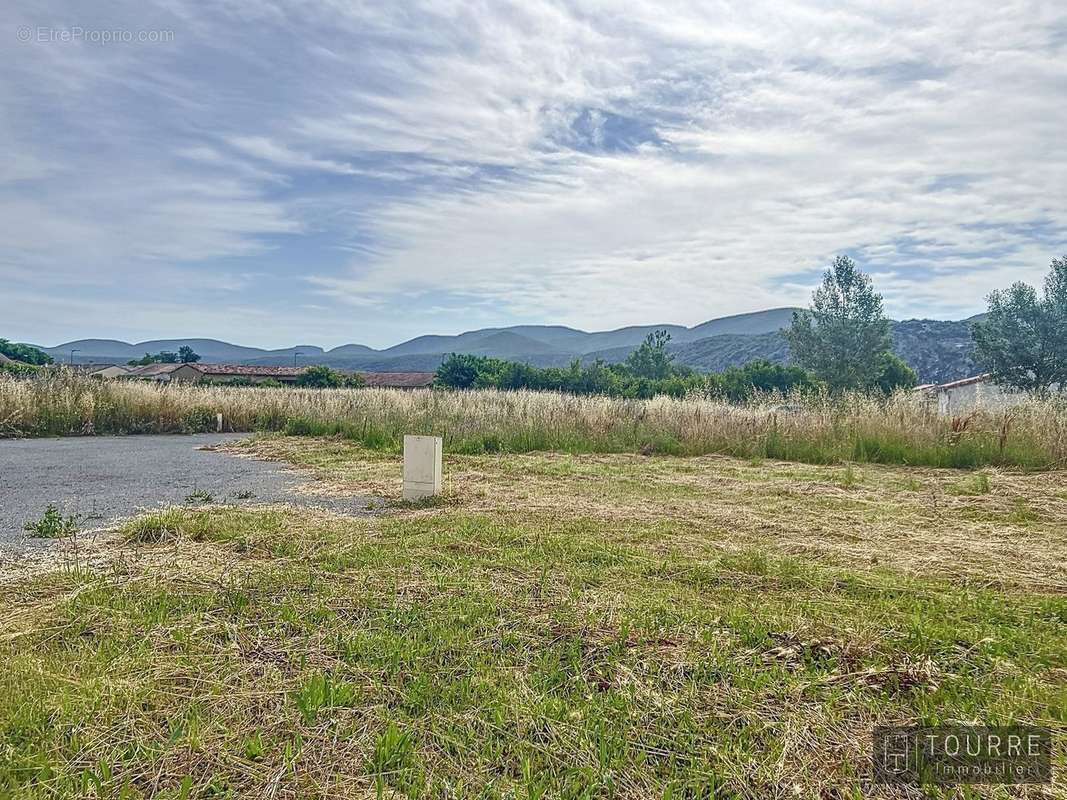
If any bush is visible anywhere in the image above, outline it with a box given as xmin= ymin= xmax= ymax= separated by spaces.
xmin=0 ymin=361 xmax=41 ymax=378
xmin=296 ymin=366 xmax=364 ymax=389
xmin=0 ymin=339 xmax=53 ymax=365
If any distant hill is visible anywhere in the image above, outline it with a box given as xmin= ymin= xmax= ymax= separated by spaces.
xmin=326 ymin=343 xmax=377 ymax=356
xmin=891 ymin=319 xmax=977 ymax=384
xmin=29 ymin=309 xmax=979 ymax=382
xmin=685 ymin=308 xmax=799 ymax=340
xmin=38 ymin=338 xmax=324 ymax=363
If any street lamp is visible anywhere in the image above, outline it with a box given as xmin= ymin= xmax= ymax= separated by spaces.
xmin=69 ymin=348 xmax=80 ymax=365
xmin=293 ymin=351 xmax=303 ymax=368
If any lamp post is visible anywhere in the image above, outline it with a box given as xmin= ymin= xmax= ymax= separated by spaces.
xmin=293 ymin=351 xmax=303 ymax=368
xmin=69 ymin=348 xmax=80 ymax=365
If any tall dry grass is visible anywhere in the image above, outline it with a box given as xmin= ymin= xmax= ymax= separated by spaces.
xmin=2 ymin=370 xmax=1065 ymax=469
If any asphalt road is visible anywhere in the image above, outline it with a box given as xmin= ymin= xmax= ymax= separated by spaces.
xmin=0 ymin=434 xmax=375 ymax=553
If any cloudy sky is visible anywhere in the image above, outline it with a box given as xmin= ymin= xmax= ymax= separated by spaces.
xmin=3 ymin=1 xmax=1065 ymax=349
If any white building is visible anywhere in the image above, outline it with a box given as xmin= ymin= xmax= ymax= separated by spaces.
xmin=75 ymin=363 xmax=133 ymax=379
xmin=917 ymin=374 xmax=1027 ymax=415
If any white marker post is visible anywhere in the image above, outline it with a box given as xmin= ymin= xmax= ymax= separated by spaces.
xmin=403 ymin=435 xmax=442 ymax=501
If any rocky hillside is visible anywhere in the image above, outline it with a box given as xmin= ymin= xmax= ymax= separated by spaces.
xmin=656 ymin=320 xmax=977 ymax=383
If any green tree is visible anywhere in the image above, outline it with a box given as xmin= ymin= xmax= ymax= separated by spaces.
xmin=873 ymin=352 xmax=918 ymax=394
xmin=713 ymin=359 xmax=819 ymax=401
xmin=178 ymin=346 xmax=201 ymax=363
xmin=434 ymin=354 xmax=508 ymax=389
xmin=295 ymin=365 xmax=348 ymax=388
xmin=784 ymin=255 xmax=892 ymax=392
xmin=0 ymin=339 xmax=53 ymax=365
xmin=971 ymin=255 xmax=1067 ymax=396
xmin=625 ymin=330 xmax=674 ymax=380
xmin=128 ymin=351 xmax=179 ymax=366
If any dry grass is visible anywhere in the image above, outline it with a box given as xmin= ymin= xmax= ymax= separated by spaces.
xmin=1 ymin=437 xmax=1066 ymax=797
xmin=4 ymin=369 xmax=1067 ymax=469
xmin=225 ymin=435 xmax=1067 ymax=592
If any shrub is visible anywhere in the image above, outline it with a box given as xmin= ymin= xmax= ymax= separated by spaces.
xmin=0 ymin=339 xmax=53 ymax=365
xmin=296 ymin=365 xmax=349 ymax=388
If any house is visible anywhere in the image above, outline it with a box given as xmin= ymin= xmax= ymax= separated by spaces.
xmin=196 ymin=364 xmax=305 ymax=384
xmin=121 ymin=362 xmax=437 ymax=388
xmin=123 ymin=363 xmax=301 ymax=384
xmin=72 ymin=363 xmax=132 ymax=379
xmin=358 ymin=372 xmax=435 ymax=389
xmin=915 ymin=374 xmax=1026 ymax=415
xmin=124 ymin=363 xmax=205 ymax=382
xmin=195 ymin=366 xmax=436 ymax=388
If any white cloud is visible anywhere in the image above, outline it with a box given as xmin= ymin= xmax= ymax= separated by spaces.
xmin=225 ymin=136 xmax=360 ymax=175
xmin=0 ymin=0 xmax=1064 ymax=346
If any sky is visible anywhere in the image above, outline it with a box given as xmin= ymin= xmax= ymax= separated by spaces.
xmin=2 ymin=1 xmax=1065 ymax=350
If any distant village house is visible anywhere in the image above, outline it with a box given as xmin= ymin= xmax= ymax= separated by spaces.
xmin=914 ymin=374 xmax=1028 ymax=415
xmin=122 ymin=362 xmax=435 ymax=389
xmin=72 ymin=363 xmax=134 ymax=379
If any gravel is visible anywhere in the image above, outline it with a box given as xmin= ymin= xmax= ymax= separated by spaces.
xmin=0 ymin=434 xmax=377 ymax=556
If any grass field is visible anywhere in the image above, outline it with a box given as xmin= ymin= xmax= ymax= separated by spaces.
xmin=2 ymin=436 xmax=1064 ymax=798
xmin=4 ymin=370 xmax=1067 ymax=470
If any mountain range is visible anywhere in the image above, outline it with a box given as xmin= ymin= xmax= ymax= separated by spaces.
xmin=30 ymin=308 xmax=981 ymax=384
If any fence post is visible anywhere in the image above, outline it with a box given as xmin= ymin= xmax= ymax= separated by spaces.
xmin=403 ymin=435 xmax=442 ymax=501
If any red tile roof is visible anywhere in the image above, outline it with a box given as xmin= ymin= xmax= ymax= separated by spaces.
xmin=125 ymin=363 xmax=195 ymax=376
xmin=934 ymin=373 xmax=992 ymax=390
xmin=71 ymin=362 xmax=128 ymax=372
xmin=197 ymin=364 xmax=304 ymax=377
xmin=122 ymin=362 xmax=435 ymax=388
xmin=358 ymin=371 xmax=435 ymax=388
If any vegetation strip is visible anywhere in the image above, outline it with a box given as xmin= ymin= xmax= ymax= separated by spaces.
xmin=4 ymin=371 xmax=1067 ymax=470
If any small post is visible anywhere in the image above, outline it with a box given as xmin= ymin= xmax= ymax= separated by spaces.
xmin=216 ymin=413 xmax=224 ymax=432
xmin=403 ymin=435 xmax=442 ymax=501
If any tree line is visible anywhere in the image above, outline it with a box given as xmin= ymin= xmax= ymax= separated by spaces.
xmin=433 ymin=347 xmax=820 ymax=400
xmin=435 ymin=253 xmax=1067 ymax=399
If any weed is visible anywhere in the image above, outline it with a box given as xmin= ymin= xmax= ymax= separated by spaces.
xmin=948 ymin=471 xmax=992 ymax=496
xmin=292 ymin=671 xmax=358 ymax=724
xmin=368 ymin=721 xmax=417 ymax=791
xmin=838 ymin=463 xmax=860 ymax=489
xmin=123 ymin=507 xmax=187 ymax=543
xmin=22 ymin=504 xmax=77 ymax=538
xmin=1009 ymin=498 xmax=1039 ymax=524
xmin=242 ymin=732 xmax=265 ymax=761
xmin=184 ymin=488 xmax=214 ymax=505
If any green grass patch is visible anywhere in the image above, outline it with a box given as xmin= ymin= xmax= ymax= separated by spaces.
xmin=3 ymin=506 xmax=1064 ymax=797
